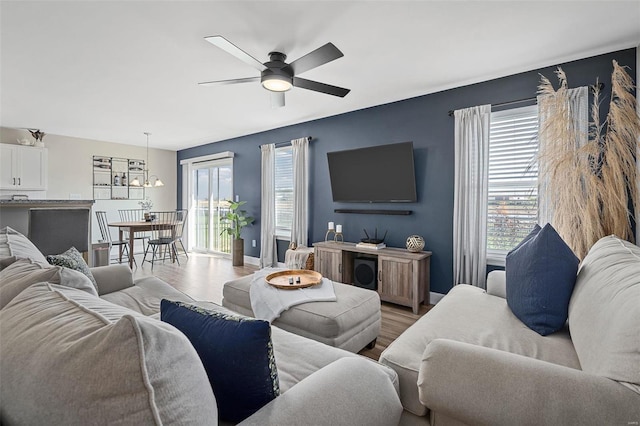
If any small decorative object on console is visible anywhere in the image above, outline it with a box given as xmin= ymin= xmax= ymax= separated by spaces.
xmin=325 ymin=221 xmax=336 ymax=242
xmin=334 ymin=224 xmax=344 ymax=243
xmin=406 ymin=235 xmax=425 ymax=252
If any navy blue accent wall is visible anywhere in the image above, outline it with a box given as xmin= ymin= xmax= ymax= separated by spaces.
xmin=178 ymin=48 xmax=636 ymax=294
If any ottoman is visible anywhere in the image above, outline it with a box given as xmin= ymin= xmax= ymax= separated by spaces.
xmin=223 ymin=274 xmax=380 ymax=353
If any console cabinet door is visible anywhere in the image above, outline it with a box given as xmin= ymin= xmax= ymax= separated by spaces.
xmin=315 ymin=246 xmax=342 ymax=282
xmin=378 ymin=255 xmax=413 ymax=305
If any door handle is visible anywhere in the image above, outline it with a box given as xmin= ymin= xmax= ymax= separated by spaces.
xmin=12 ymin=178 xmax=15 ymax=185
xmin=17 ymin=178 xmax=21 ymax=186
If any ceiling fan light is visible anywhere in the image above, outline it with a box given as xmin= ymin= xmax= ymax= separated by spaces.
xmin=143 ymin=180 xmax=152 ymax=188
xmin=262 ymin=75 xmax=292 ymax=92
xmin=154 ymin=178 xmax=164 ymax=187
xmin=130 ymin=177 xmax=141 ymax=187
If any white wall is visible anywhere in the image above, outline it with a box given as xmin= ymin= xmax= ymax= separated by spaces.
xmin=0 ymin=127 xmax=177 ymax=244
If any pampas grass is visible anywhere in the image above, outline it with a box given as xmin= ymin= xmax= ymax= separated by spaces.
xmin=538 ymin=61 xmax=639 ymax=259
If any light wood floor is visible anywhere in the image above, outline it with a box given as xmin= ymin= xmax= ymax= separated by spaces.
xmin=132 ymin=251 xmax=432 ymax=360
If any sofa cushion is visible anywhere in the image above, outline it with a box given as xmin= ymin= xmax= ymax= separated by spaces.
xmin=379 ymin=284 xmax=580 ymax=416
xmin=506 ymin=223 xmax=579 ymax=335
xmin=101 ymin=275 xmax=194 ymax=315
xmin=161 ymin=299 xmax=279 ymax=423
xmin=0 ymin=283 xmax=218 ymax=425
xmin=0 ymin=226 xmax=48 ymax=264
xmin=46 ymin=246 xmax=98 ymax=292
xmin=0 ymin=258 xmax=98 ymax=309
xmin=569 ymin=235 xmax=640 ymax=394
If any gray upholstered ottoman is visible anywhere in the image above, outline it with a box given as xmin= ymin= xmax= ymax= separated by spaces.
xmin=223 ymin=274 xmax=380 ymax=353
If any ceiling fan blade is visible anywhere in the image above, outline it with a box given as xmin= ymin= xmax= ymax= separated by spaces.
xmin=293 ymin=77 xmax=350 ymax=98
xmin=204 ymin=36 xmax=267 ymax=72
xmin=289 ymin=43 xmax=344 ymax=75
xmin=198 ymin=76 xmax=260 ymax=87
xmin=270 ymin=92 xmax=285 ymax=108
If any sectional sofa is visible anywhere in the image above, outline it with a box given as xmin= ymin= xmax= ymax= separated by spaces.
xmin=382 ymin=234 xmax=640 ymax=425
xmin=2 ymin=224 xmax=638 ymax=426
xmin=0 ymin=227 xmax=402 ymax=425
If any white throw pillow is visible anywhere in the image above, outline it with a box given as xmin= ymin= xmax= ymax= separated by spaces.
xmin=569 ymin=235 xmax=640 ymax=394
xmin=0 ymin=226 xmax=48 ymax=264
xmin=0 ymin=258 xmax=98 ymax=309
xmin=0 ymin=283 xmax=218 ymax=425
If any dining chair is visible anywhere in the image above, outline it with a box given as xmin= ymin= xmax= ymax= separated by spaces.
xmin=174 ymin=209 xmax=189 ymax=259
xmin=142 ymin=211 xmax=180 ymax=269
xmin=95 ymin=211 xmax=134 ymax=265
xmin=118 ymin=208 xmax=149 ymax=254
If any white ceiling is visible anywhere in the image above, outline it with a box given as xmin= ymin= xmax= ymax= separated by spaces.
xmin=1 ymin=1 xmax=639 ymax=151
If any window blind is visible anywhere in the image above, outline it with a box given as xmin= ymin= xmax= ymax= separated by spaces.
xmin=275 ymin=146 xmax=293 ymax=233
xmin=487 ymin=105 xmax=539 ymax=253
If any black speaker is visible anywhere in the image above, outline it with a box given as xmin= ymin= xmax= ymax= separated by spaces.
xmin=354 ymin=257 xmax=377 ymax=290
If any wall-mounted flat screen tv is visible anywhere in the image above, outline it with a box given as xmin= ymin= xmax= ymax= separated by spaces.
xmin=327 ymin=141 xmax=417 ymax=203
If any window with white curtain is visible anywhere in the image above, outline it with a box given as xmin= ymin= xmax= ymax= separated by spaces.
xmin=274 ymin=146 xmax=293 ymax=237
xmin=487 ymin=105 xmax=539 ymax=263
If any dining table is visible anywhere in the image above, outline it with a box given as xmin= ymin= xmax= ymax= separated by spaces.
xmin=108 ymin=220 xmax=179 ymax=268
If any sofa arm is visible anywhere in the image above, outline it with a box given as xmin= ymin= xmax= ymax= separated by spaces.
xmin=486 ymin=270 xmax=506 ymax=298
xmin=240 ymin=358 xmax=402 ymax=426
xmin=418 ymin=339 xmax=640 ymax=426
xmin=89 ymin=264 xmax=134 ymax=296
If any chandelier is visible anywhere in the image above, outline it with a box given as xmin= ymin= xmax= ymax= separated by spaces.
xmin=130 ymin=132 xmax=164 ymax=188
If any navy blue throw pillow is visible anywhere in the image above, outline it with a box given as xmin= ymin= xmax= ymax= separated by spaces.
xmin=160 ymin=300 xmax=279 ymax=423
xmin=505 ymin=223 xmax=579 ymax=336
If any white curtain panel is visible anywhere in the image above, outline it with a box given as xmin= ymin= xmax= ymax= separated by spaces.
xmin=290 ymin=137 xmax=309 ymax=247
xmin=453 ymin=105 xmax=491 ymax=288
xmin=537 ymin=86 xmax=589 ymax=226
xmin=260 ymin=144 xmax=277 ymax=268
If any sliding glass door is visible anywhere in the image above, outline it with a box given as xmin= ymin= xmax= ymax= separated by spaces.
xmin=190 ymin=159 xmax=233 ymax=254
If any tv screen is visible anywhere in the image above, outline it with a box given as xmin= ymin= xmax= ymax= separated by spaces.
xmin=327 ymin=141 xmax=417 ymax=203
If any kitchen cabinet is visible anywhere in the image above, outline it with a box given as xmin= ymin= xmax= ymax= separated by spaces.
xmin=0 ymin=144 xmax=48 ymax=190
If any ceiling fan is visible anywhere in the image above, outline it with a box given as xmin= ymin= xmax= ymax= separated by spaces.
xmin=199 ymin=36 xmax=350 ymax=107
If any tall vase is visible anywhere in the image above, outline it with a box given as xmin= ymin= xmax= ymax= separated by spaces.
xmin=232 ymin=238 xmax=244 ymax=266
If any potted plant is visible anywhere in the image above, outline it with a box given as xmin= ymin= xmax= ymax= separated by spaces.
xmin=220 ymin=200 xmax=254 ymax=266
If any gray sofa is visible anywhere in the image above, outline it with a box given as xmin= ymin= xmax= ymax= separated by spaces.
xmin=382 ymin=234 xmax=640 ymax=426
xmin=0 ymin=227 xmax=403 ymax=425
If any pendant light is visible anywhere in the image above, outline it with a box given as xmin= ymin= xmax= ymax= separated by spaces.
xmin=130 ymin=132 xmax=164 ymax=188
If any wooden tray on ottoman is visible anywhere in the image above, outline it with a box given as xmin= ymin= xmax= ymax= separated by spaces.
xmin=265 ymin=270 xmax=323 ymax=290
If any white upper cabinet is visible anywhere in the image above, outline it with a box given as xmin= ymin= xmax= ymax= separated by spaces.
xmin=0 ymin=144 xmax=48 ymax=190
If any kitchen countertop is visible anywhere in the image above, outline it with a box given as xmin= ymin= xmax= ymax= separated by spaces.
xmin=0 ymin=199 xmax=95 ymax=205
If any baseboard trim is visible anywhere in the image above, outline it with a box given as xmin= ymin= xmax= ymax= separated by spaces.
xmin=244 ymin=256 xmax=260 ymax=266
xmin=430 ymin=292 xmax=445 ymax=304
